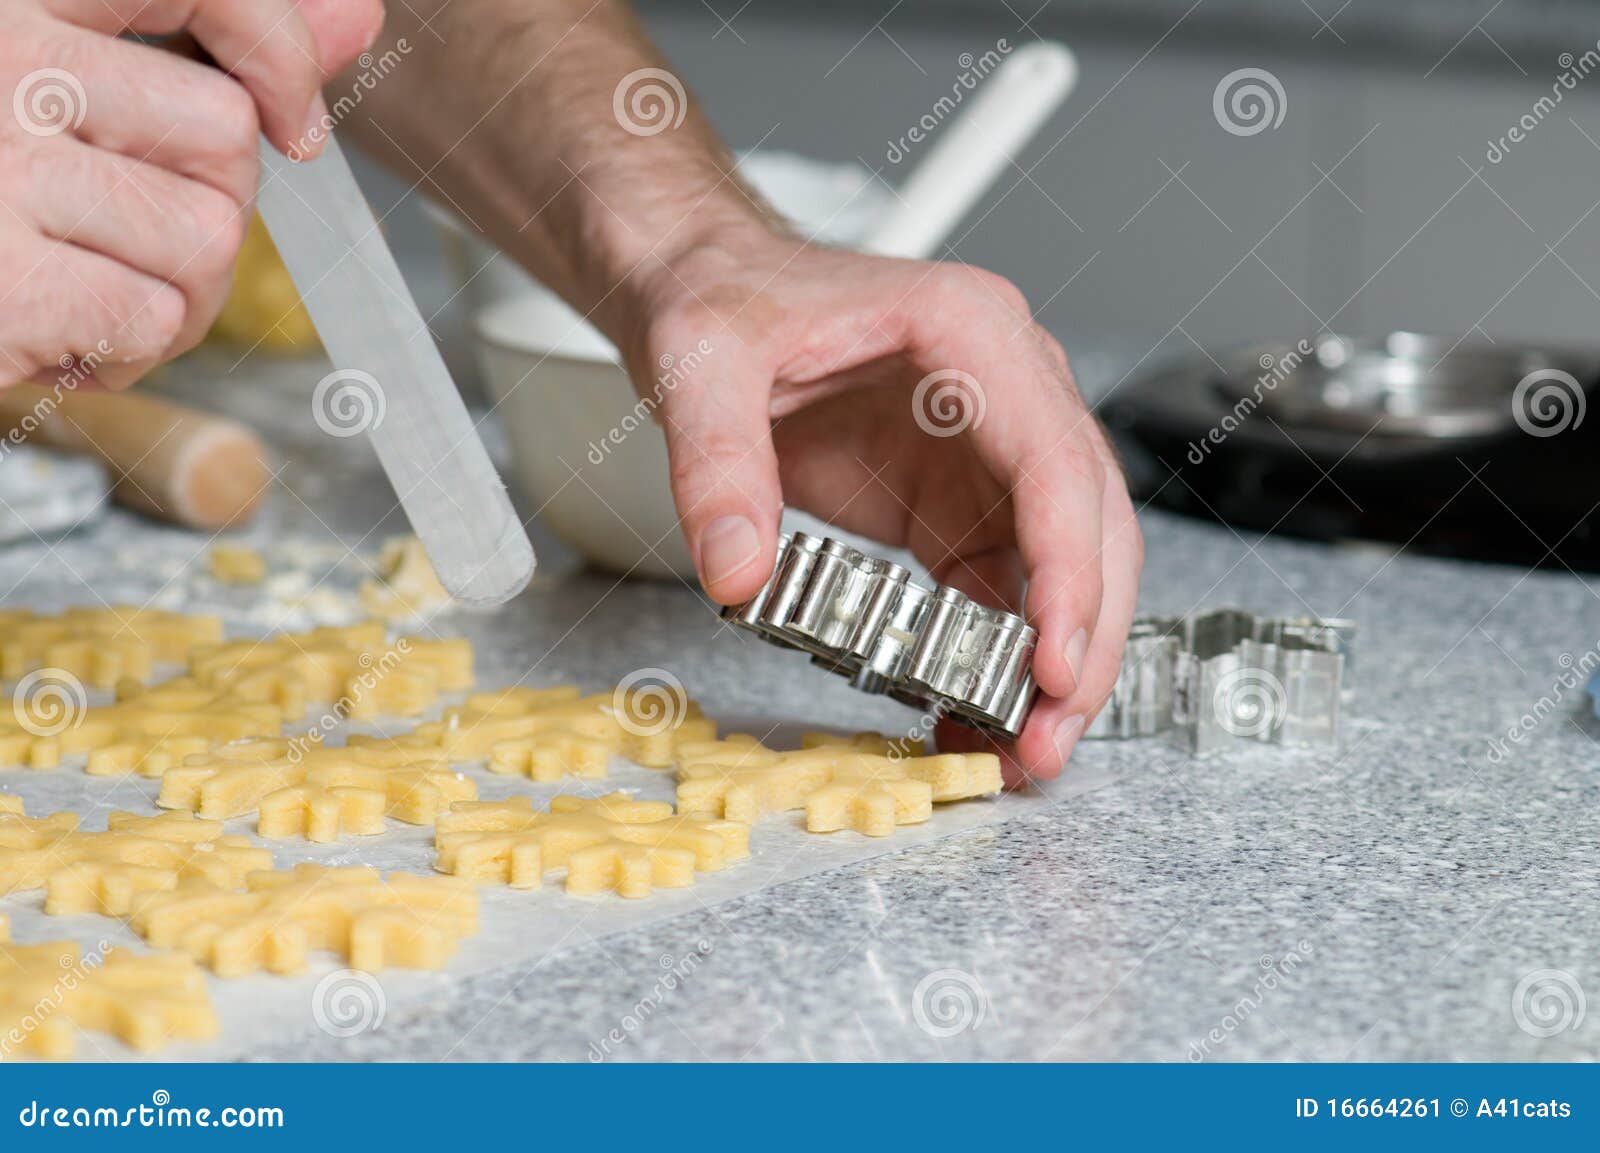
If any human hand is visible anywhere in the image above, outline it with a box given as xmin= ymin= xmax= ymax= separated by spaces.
xmin=624 ymin=228 xmax=1143 ymax=785
xmin=0 ymin=0 xmax=384 ymax=391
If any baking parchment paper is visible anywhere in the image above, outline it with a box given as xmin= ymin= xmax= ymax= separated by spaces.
xmin=0 ymin=706 xmax=1115 ymax=1063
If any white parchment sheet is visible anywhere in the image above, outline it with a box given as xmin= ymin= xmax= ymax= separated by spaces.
xmin=0 ymin=711 xmax=1114 ymax=1062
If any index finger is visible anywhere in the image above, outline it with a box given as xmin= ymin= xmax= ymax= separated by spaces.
xmin=902 ymin=284 xmax=1107 ymax=704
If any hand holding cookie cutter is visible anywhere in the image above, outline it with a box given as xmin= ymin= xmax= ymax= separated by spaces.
xmin=721 ymin=533 xmax=1039 ymax=741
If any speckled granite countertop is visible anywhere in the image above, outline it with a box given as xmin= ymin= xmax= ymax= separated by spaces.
xmin=304 ymin=515 xmax=1597 ymax=1063
xmin=3 ymin=344 xmax=1597 ymax=1063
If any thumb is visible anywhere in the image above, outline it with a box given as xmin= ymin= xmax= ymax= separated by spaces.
xmin=654 ymin=347 xmax=782 ymax=604
xmin=296 ymin=0 xmax=387 ymax=75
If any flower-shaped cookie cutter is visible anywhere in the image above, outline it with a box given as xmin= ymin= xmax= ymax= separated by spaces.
xmin=721 ymin=533 xmax=1038 ymax=741
xmin=1086 ymin=608 xmax=1355 ymax=753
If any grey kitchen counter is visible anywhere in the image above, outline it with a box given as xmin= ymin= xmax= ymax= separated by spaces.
xmin=3 ymin=343 xmax=1598 ymax=1064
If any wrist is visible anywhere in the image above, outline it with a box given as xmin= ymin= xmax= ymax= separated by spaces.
xmin=590 ymin=196 xmax=790 ymax=352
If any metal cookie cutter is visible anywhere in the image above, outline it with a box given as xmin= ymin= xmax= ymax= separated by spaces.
xmin=721 ymin=533 xmax=1039 ymax=741
xmin=1086 ymin=608 xmax=1355 ymax=753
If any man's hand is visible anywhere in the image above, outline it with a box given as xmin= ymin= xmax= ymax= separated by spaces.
xmin=344 ymin=0 xmax=1142 ymax=781
xmin=0 ymin=0 xmax=383 ymax=390
xmin=624 ymin=232 xmax=1142 ymax=784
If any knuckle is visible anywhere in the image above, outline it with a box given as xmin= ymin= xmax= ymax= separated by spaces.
xmin=144 ymin=285 xmax=187 ymax=347
xmin=667 ymin=427 xmax=752 ymax=494
xmin=1025 ymin=441 xmax=1105 ymax=493
xmin=20 ymin=27 xmax=86 ymax=77
xmin=643 ymin=302 xmax=720 ymax=359
xmin=986 ymin=274 xmax=1032 ymax=317
xmin=117 ymin=283 xmax=186 ymax=357
xmin=0 ymin=32 xmax=87 ymax=141
xmin=940 ymin=264 xmax=1030 ymax=316
xmin=1073 ymin=449 xmax=1108 ymax=490
xmin=186 ymin=82 xmax=260 ymax=201
xmin=183 ymin=188 xmax=249 ymax=279
xmin=209 ymin=82 xmax=262 ymax=156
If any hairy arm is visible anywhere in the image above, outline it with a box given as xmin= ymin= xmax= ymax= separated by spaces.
xmin=341 ymin=0 xmax=772 ymax=338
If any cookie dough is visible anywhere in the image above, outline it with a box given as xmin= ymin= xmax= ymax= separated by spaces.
xmin=187 ymin=622 xmax=474 ymax=720
xmin=0 ymin=806 xmax=271 ymax=916
xmin=352 ymin=684 xmax=716 ymax=779
xmin=434 ymin=792 xmax=748 ymax=899
xmin=0 ymin=606 xmax=224 ymax=688
xmin=208 ymin=544 xmax=267 ymax=584
xmin=160 ymin=739 xmax=472 ymax=841
xmin=257 ymin=762 xmax=475 ymax=842
xmin=0 ymin=923 xmax=216 ymax=1059
xmin=674 ymin=735 xmax=1002 ymax=837
xmin=1 ymin=677 xmax=285 ymax=776
xmin=359 ymin=536 xmax=452 ymax=623
xmin=801 ymin=730 xmax=928 ymax=759
xmin=129 ymin=863 xmax=479 ymax=977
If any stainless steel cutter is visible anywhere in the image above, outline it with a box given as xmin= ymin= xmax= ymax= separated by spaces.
xmin=721 ymin=533 xmax=1039 ymax=741
xmin=1087 ymin=608 xmax=1355 ymax=753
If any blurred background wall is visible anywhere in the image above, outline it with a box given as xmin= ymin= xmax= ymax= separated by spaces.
xmin=366 ymin=0 xmax=1600 ymax=393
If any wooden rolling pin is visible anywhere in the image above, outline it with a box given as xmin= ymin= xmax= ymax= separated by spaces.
xmin=0 ymin=386 xmax=270 ymax=530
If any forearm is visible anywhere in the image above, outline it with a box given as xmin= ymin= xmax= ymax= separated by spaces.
xmin=341 ymin=0 xmax=776 ymax=342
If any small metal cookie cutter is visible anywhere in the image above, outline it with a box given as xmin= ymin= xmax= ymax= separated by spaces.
xmin=1087 ymin=608 xmax=1355 ymax=753
xmin=721 ymin=532 xmax=1039 ymax=741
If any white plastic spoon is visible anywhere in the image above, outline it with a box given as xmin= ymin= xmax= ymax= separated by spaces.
xmin=863 ymin=40 xmax=1078 ymax=260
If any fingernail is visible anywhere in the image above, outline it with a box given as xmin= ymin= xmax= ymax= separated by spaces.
xmin=1053 ymin=714 xmax=1085 ymax=766
xmin=700 ymin=516 xmax=761 ymax=589
xmin=361 ymin=12 xmax=386 ymax=54
xmin=1064 ymin=627 xmax=1088 ymax=688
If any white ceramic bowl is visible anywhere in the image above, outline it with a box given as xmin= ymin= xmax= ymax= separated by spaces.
xmin=466 ymin=152 xmax=892 ymax=577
